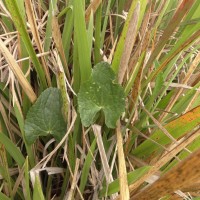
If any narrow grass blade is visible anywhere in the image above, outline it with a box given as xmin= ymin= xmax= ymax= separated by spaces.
xmin=13 ymin=100 xmax=35 ymax=168
xmin=93 ymin=125 xmax=113 ymax=183
xmin=0 ymin=39 xmax=37 ymax=103
xmin=24 ymin=0 xmax=51 ymax=85
xmin=24 ymin=157 xmax=32 ymax=200
xmin=145 ymin=0 xmax=196 ymax=70
xmin=112 ymin=0 xmax=138 ymax=74
xmin=143 ymin=29 xmax=200 ymax=88
xmin=100 ymin=166 xmax=151 ymax=197
xmin=94 ymin=4 xmax=102 ymax=64
xmin=101 ymin=0 xmax=112 ymax=48
xmin=117 ymin=2 xmax=140 ymax=84
xmin=73 ymin=0 xmax=92 ymax=83
xmin=57 ymin=71 xmax=69 ymax=122
xmin=44 ymin=0 xmax=58 ymax=52
xmin=163 ymin=132 xmax=200 ymax=173
xmin=0 ymin=192 xmax=11 ymax=200
xmin=0 ymin=132 xmax=25 ymax=168
xmin=87 ymin=12 xmax=94 ymax=56
xmin=5 ymin=0 xmax=47 ymax=89
xmin=0 ymin=144 xmax=12 ymax=196
xmin=62 ymin=5 xmax=73 ymax=62
xmin=79 ymin=138 xmax=96 ymax=194
xmin=72 ymin=38 xmax=81 ymax=93
xmin=132 ymin=105 xmax=200 ymax=159
xmin=52 ymin=15 xmax=71 ymax=81
xmin=116 ymin=121 xmax=130 ymax=199
xmin=33 ymin=175 xmax=45 ymax=200
xmin=85 ymin=0 xmax=101 ymax=23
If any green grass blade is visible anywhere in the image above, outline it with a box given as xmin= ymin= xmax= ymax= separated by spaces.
xmin=62 ymin=5 xmax=73 ymax=62
xmin=13 ymin=102 xmax=35 ymax=167
xmin=94 ymin=4 xmax=102 ymax=64
xmin=112 ymin=0 xmax=138 ymax=73
xmin=0 ymin=132 xmax=25 ymax=168
xmin=33 ymin=175 xmax=45 ymax=200
xmin=100 ymin=166 xmax=151 ymax=198
xmin=44 ymin=0 xmax=58 ymax=52
xmin=24 ymin=157 xmax=32 ymax=200
xmin=87 ymin=12 xmax=94 ymax=56
xmin=0 ymin=192 xmax=11 ymax=200
xmin=79 ymin=138 xmax=97 ymax=193
xmin=124 ymin=52 xmax=145 ymax=96
xmin=101 ymin=0 xmax=112 ymax=48
xmin=73 ymin=0 xmax=92 ymax=83
xmin=72 ymin=36 xmax=81 ymax=94
xmin=100 ymin=166 xmax=151 ymax=197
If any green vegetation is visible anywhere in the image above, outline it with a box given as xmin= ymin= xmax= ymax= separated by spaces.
xmin=0 ymin=0 xmax=200 ymax=199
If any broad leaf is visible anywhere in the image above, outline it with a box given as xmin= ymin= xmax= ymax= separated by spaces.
xmin=24 ymin=88 xmax=66 ymax=144
xmin=78 ymin=62 xmax=125 ymax=128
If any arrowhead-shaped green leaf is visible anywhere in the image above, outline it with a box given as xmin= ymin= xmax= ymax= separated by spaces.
xmin=24 ymin=88 xmax=67 ymax=144
xmin=78 ymin=62 xmax=125 ymax=128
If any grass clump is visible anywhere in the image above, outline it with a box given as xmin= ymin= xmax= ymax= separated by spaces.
xmin=0 ymin=0 xmax=200 ymax=199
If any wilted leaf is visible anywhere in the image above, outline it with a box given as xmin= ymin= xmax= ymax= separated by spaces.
xmin=24 ymin=88 xmax=67 ymax=144
xmin=78 ymin=62 xmax=125 ymax=128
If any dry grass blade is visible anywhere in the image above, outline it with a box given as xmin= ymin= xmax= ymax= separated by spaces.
xmin=128 ymin=128 xmax=200 ymax=196
xmin=131 ymin=147 xmax=200 ymax=200
xmin=85 ymin=0 xmax=102 ymax=23
xmin=143 ymin=29 xmax=200 ymax=90
xmin=0 ymin=39 xmax=37 ymax=103
xmin=0 ymin=101 xmax=14 ymax=141
xmin=66 ymin=159 xmax=80 ymax=200
xmin=145 ymin=0 xmax=196 ymax=69
xmin=11 ymin=166 xmax=25 ymax=197
xmin=159 ymin=50 xmax=200 ymax=120
xmin=141 ymin=106 xmax=177 ymax=142
xmin=116 ymin=121 xmax=130 ymax=200
xmin=118 ymin=2 xmax=140 ymax=84
xmin=24 ymin=0 xmax=51 ymax=86
xmin=52 ymin=15 xmax=71 ymax=81
xmin=185 ymin=89 xmax=200 ymax=112
xmin=92 ymin=125 xmax=113 ymax=183
xmin=1 ymin=0 xmax=200 ymax=199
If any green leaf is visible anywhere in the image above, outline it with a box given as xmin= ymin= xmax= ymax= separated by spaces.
xmin=24 ymin=88 xmax=67 ymax=144
xmin=100 ymin=166 xmax=151 ymax=197
xmin=78 ymin=62 xmax=125 ymax=128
